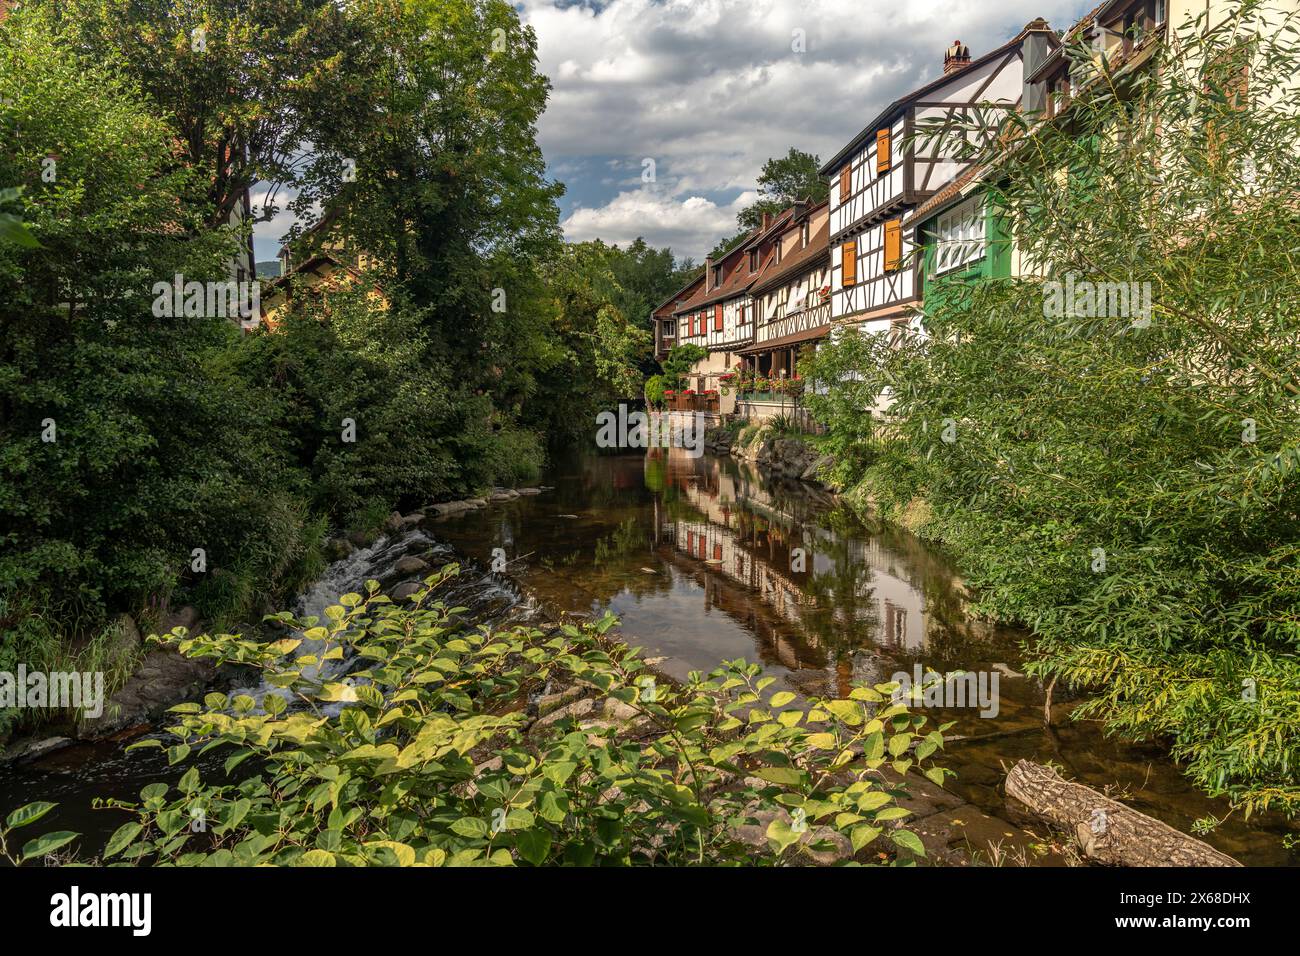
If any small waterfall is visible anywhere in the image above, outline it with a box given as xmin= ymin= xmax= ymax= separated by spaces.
xmin=231 ymin=527 xmax=532 ymax=712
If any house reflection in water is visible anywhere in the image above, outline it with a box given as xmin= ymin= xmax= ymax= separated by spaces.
xmin=644 ymin=446 xmax=977 ymax=695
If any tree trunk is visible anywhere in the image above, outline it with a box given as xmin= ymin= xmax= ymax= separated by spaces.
xmin=1004 ymin=760 xmax=1240 ymax=867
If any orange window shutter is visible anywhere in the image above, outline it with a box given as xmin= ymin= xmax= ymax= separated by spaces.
xmin=884 ymin=219 xmax=902 ymax=271
xmin=841 ymin=241 xmax=857 ymax=286
xmin=839 ymin=165 xmax=852 ymax=202
xmin=714 ymin=304 xmax=723 ymax=331
xmin=877 ymin=128 xmax=891 ymax=174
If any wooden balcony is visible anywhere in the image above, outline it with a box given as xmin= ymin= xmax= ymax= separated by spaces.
xmin=664 ymin=392 xmax=720 ymax=413
xmin=756 ymin=300 xmax=831 ymax=344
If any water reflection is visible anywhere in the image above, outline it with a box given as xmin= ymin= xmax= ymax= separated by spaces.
xmin=443 ymin=448 xmax=1004 ymax=700
xmin=434 ymin=449 xmax=1296 ymax=864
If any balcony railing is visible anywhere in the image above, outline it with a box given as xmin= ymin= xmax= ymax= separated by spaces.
xmin=756 ymin=300 xmax=830 ymax=344
xmin=662 ymin=392 xmax=719 ymax=413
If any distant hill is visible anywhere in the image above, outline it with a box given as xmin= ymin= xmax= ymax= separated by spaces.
xmin=255 ymin=260 xmax=281 ymax=279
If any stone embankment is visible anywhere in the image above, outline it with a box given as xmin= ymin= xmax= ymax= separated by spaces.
xmin=705 ymin=424 xmax=835 ymax=486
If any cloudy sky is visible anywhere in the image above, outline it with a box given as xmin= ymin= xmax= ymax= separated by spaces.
xmin=254 ymin=0 xmax=1096 ymax=263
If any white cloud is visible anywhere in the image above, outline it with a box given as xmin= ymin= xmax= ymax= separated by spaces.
xmin=524 ymin=0 xmax=1097 ymax=257
xmin=562 ymin=187 xmax=749 ymax=256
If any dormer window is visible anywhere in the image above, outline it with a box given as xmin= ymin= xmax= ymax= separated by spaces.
xmin=801 ymin=222 xmax=810 ymax=247
xmin=712 ymin=265 xmax=723 ymax=287
xmin=749 ymin=249 xmax=758 ymax=272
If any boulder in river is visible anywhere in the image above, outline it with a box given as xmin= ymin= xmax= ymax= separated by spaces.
xmin=394 ymin=555 xmax=430 ymax=575
xmin=391 ymin=581 xmax=423 ymax=601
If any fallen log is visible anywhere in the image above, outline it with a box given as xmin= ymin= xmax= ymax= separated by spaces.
xmin=1004 ymin=760 xmax=1241 ymax=867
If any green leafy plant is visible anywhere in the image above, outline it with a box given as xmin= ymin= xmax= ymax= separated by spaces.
xmin=36 ymin=566 xmax=948 ymax=866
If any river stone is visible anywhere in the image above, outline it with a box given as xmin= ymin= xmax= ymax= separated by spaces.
xmin=161 ymin=605 xmax=199 ymax=633
xmin=399 ymin=513 xmax=425 ymax=528
xmin=324 ymin=537 xmax=354 ymax=561
xmin=535 ymin=685 xmax=585 ymax=717
xmin=431 ymin=501 xmax=472 ymax=517
xmin=385 ymin=510 xmax=404 ymax=532
xmin=83 ymin=647 xmax=217 ymax=739
xmin=529 ymin=697 xmax=595 ymax=733
xmin=394 ymin=555 xmax=430 ymax=575
xmin=731 ymin=808 xmax=853 ymax=865
xmin=910 ymin=806 xmax=1065 ymax=867
xmin=0 ymin=735 xmax=72 ymax=766
xmin=347 ymin=529 xmax=376 ymax=549
xmin=391 ymin=581 xmax=423 ymax=601
xmin=517 ymin=487 xmax=541 ymax=495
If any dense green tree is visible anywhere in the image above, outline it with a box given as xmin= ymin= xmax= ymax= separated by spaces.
xmin=38 ymin=0 xmax=355 ymax=233
xmin=0 ymin=14 xmax=304 ymax=629
xmin=737 ymin=147 xmax=829 ymax=230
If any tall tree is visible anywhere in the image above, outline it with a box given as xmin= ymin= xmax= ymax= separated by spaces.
xmin=737 ymin=147 xmax=829 ymax=230
xmin=39 ymin=0 xmax=355 ymax=233
xmin=803 ymin=6 xmax=1300 ymax=817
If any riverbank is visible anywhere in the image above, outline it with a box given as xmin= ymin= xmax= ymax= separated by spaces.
xmin=4 ymin=451 xmax=1290 ymax=863
xmin=0 ymin=485 xmax=550 ymax=765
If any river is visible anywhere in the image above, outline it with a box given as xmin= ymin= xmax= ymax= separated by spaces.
xmin=2 ymin=449 xmax=1294 ymax=865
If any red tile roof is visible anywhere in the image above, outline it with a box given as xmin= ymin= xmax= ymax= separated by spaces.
xmin=913 ymin=164 xmax=986 ymax=220
xmin=672 ymin=208 xmax=798 ymax=314
xmin=748 ymin=213 xmax=830 ymax=297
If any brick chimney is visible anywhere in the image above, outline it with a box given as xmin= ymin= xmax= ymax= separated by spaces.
xmin=761 ymin=211 xmax=772 ymax=230
xmin=944 ymin=40 xmax=971 ymax=74
xmin=704 ymin=256 xmax=713 ymax=290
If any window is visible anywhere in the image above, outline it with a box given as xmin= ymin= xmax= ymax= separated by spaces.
xmin=801 ymin=221 xmax=810 ymax=247
xmin=788 ymin=284 xmax=808 ymax=313
xmin=932 ymin=197 xmax=985 ymax=274
xmin=841 ymin=241 xmax=857 ymax=285
xmin=876 ymin=128 xmax=891 ymax=175
xmin=839 ymin=165 xmax=852 ymax=203
xmin=749 ymin=249 xmax=758 ymax=272
xmin=714 ymin=304 xmax=723 ymax=332
xmin=883 ymin=219 xmax=902 ymax=272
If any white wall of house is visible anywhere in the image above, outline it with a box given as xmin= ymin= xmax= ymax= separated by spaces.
xmin=828 ymin=114 xmax=907 ymax=240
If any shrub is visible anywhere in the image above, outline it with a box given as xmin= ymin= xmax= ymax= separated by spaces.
xmin=12 ymin=566 xmax=951 ymax=866
xmin=643 ymin=373 xmax=669 ymax=408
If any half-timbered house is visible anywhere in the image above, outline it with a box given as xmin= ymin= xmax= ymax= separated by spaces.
xmin=669 ymin=209 xmax=793 ymax=411
xmin=733 ymin=200 xmax=830 ymax=423
xmin=652 ymin=273 xmax=705 ymax=362
xmin=820 ymin=21 xmax=1059 ymax=347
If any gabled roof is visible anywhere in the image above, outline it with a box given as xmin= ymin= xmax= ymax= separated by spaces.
xmin=671 ymin=208 xmax=798 ymax=314
xmin=674 ymin=244 xmax=774 ymax=312
xmin=748 ymin=211 xmax=830 ymax=297
xmin=912 ymin=164 xmax=988 ymax=222
xmin=819 ymin=20 xmax=1059 ymax=176
xmin=651 ymin=271 xmax=705 ymax=318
